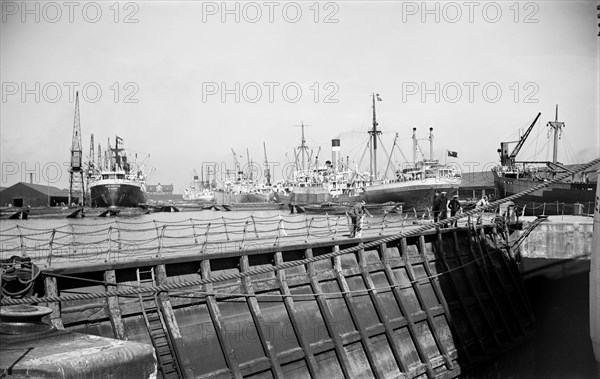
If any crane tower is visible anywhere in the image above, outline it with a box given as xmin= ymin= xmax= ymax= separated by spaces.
xmin=68 ymin=92 xmax=85 ymax=206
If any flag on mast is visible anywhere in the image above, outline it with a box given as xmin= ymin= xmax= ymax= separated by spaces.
xmin=447 ymin=150 xmax=458 ymax=158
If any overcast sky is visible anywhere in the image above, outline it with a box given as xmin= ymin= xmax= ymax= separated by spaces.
xmin=1 ymin=1 xmax=598 ymax=191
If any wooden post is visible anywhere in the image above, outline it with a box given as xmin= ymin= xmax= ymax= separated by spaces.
xmin=104 ymin=270 xmax=126 ymax=340
xmin=17 ymin=226 xmax=26 ymax=258
xmin=251 ymin=215 xmax=259 ymax=238
xmin=240 ymin=221 xmax=248 ymax=250
xmin=43 ymin=276 xmax=64 ymax=329
xmin=104 ymin=227 xmax=112 ymax=263
xmin=155 ymin=264 xmax=195 ymax=378
xmin=331 ymin=245 xmax=392 ymax=378
xmin=305 ymin=248 xmax=354 ymax=378
xmin=47 ymin=229 xmax=56 ymax=267
xmin=239 ymin=256 xmax=284 ymax=378
xmin=274 ymin=252 xmax=319 ymax=376
xmin=202 ymin=222 xmax=211 ymax=254
xmin=332 ymin=216 xmax=340 ymax=240
xmin=191 ymin=218 xmax=198 ymax=245
xmin=200 ymin=260 xmax=242 ymax=378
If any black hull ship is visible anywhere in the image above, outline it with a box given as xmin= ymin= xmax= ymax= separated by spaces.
xmin=89 ymin=137 xmax=147 ymax=208
xmin=492 ymin=107 xmax=596 ymax=215
xmin=90 ymin=181 xmax=147 ymax=208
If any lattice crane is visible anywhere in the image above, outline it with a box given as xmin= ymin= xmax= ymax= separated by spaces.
xmin=68 ymin=92 xmax=85 ymax=206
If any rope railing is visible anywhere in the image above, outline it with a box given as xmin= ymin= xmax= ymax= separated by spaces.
xmin=0 ymin=199 xmax=594 ymax=268
xmin=1 ymin=211 xmax=441 ymax=265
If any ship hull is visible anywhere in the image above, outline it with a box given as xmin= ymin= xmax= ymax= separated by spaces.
xmin=214 ymin=191 xmax=273 ymax=204
xmin=493 ymin=172 xmax=595 ymax=215
xmin=90 ymin=183 xmax=147 ymax=208
xmin=273 ymin=188 xmax=332 ymax=205
xmin=363 ymin=179 xmax=461 ymax=211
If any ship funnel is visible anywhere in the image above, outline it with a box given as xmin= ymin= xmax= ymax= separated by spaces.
xmin=331 ymin=139 xmax=340 ymax=171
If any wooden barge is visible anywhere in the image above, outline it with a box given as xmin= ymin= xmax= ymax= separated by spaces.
xmin=3 ymin=223 xmax=535 ymax=378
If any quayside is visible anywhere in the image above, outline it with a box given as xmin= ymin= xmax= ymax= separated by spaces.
xmin=2 ymin=222 xmax=534 ymax=378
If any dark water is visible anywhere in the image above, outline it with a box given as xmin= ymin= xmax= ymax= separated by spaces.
xmin=468 ymin=261 xmax=597 ymax=378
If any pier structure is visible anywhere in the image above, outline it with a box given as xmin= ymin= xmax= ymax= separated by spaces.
xmin=591 ymin=169 xmax=600 ymax=373
xmin=1 ymin=221 xmax=534 ymax=378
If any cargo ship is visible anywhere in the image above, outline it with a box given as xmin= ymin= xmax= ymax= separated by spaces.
xmin=362 ymin=94 xmax=462 ymax=210
xmin=491 ymin=107 xmax=596 ymax=215
xmin=183 ymin=169 xmax=215 ymax=203
xmin=89 ymin=137 xmax=147 ymax=208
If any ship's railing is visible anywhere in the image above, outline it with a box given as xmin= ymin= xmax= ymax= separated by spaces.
xmin=515 ymin=201 xmax=595 ymax=217
xmin=1 ymin=210 xmax=455 ymax=268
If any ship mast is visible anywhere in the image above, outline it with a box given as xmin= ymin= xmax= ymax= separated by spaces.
xmin=429 ymin=127 xmax=434 ymax=161
xmin=97 ymin=143 xmax=102 ymax=171
xmin=294 ymin=121 xmax=310 ymax=173
xmin=412 ymin=127 xmax=418 ymax=165
xmin=369 ymin=93 xmax=382 ymax=183
xmin=263 ymin=141 xmax=271 ymax=185
xmin=547 ymin=104 xmax=564 ymax=164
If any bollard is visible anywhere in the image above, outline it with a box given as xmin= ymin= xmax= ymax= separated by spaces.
xmin=590 ymin=176 xmax=600 ymax=372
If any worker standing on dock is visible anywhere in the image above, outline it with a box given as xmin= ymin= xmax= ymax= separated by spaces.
xmin=350 ymin=200 xmax=372 ymax=238
xmin=438 ymin=192 xmax=449 ymax=226
xmin=432 ymin=192 xmax=441 ymax=222
xmin=476 ymin=195 xmax=489 ymax=224
xmin=448 ymin=194 xmax=462 ymax=227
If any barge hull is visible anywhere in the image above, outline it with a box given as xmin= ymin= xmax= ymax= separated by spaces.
xmin=34 ymin=225 xmax=534 ymax=378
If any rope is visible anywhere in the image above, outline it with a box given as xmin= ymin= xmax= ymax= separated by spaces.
xmin=2 ymin=157 xmax=599 ymax=306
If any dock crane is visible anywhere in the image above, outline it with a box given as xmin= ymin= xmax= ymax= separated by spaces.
xmin=246 ymin=148 xmax=253 ymax=182
xmin=97 ymin=143 xmax=102 ymax=171
xmin=68 ymin=92 xmax=85 ymax=206
xmin=263 ymin=142 xmax=271 ymax=185
xmin=498 ymin=112 xmax=541 ymax=167
xmin=231 ymin=148 xmax=243 ymax=181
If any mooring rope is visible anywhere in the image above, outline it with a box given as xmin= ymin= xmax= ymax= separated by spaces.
xmin=1 ymin=157 xmax=599 ymax=306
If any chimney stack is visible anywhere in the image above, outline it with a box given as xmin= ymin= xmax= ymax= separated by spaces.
xmin=331 ymin=139 xmax=340 ymax=171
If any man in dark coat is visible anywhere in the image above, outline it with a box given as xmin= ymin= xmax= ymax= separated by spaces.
xmin=349 ymin=200 xmax=372 ymax=238
xmin=448 ymin=194 xmax=462 ymax=227
xmin=432 ymin=192 xmax=441 ymax=222
xmin=437 ymin=192 xmax=448 ymax=226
